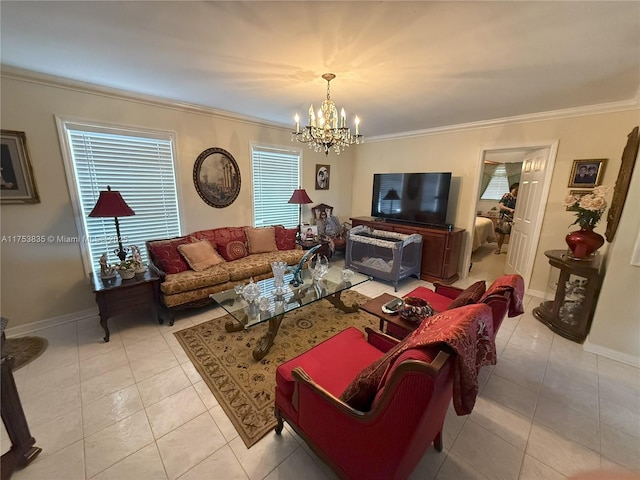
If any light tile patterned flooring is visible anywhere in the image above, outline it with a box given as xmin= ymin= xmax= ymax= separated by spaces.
xmin=2 ymin=259 xmax=639 ymax=479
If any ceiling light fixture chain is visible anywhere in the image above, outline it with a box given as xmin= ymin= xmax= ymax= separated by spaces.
xmin=292 ymin=73 xmax=363 ymax=156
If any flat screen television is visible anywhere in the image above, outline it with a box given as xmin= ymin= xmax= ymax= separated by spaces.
xmin=371 ymin=172 xmax=452 ymax=227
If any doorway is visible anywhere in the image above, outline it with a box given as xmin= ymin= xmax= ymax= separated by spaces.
xmin=464 ymin=141 xmax=558 ymax=289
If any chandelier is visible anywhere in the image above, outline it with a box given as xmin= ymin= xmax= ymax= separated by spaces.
xmin=292 ymin=73 xmax=363 ymax=156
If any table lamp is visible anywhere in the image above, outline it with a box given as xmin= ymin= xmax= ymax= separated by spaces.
xmin=288 ymin=188 xmax=313 ymax=240
xmin=88 ymin=185 xmax=135 ymax=261
xmin=383 ymin=188 xmax=400 ymax=215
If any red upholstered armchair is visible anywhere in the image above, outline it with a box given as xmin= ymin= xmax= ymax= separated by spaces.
xmin=396 ymin=274 xmax=525 ymax=340
xmin=274 ymin=326 xmax=454 ymax=480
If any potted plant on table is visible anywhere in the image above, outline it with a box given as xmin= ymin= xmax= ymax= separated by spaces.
xmin=562 ymin=186 xmax=609 ymax=259
xmin=117 ymin=258 xmax=137 ymax=279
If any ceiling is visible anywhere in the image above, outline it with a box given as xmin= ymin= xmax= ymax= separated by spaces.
xmin=1 ymin=1 xmax=639 ymax=137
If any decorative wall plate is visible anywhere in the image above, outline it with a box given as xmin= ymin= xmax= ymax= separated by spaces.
xmin=193 ymin=147 xmax=241 ymax=208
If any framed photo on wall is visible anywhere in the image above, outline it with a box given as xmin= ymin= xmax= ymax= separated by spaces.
xmin=1 ymin=130 xmax=40 ymax=204
xmin=315 ymin=164 xmax=330 ymax=190
xmin=193 ymin=147 xmax=241 ymax=208
xmin=568 ymin=158 xmax=606 ymax=188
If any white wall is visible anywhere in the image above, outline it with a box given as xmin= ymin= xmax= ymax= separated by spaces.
xmin=588 ymin=150 xmax=640 ymax=365
xmin=351 ymin=111 xmax=639 ymax=296
xmin=0 ymin=72 xmax=354 ymax=328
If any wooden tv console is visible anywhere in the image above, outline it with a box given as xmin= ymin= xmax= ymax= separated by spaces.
xmin=350 ymin=217 xmax=464 ymax=284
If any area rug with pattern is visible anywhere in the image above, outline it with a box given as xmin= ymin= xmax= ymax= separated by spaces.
xmin=3 ymin=336 xmax=49 ymax=370
xmin=174 ymin=290 xmax=376 ymax=448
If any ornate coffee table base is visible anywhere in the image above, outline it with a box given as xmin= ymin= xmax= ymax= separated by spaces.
xmin=224 ymin=291 xmax=359 ymax=360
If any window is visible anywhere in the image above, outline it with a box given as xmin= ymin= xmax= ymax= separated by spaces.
xmin=480 ymin=164 xmax=510 ymax=201
xmin=251 ymin=144 xmax=302 ymax=228
xmin=57 ymin=119 xmax=181 ymax=274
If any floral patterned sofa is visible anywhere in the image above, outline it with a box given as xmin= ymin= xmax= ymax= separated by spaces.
xmin=146 ymin=225 xmax=304 ymax=319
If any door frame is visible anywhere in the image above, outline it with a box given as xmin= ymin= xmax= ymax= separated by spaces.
xmin=462 ymin=140 xmax=559 ymax=291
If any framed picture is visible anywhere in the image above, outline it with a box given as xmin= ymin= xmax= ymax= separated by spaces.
xmin=315 ymin=164 xmax=330 ymax=190
xmin=606 ymin=126 xmax=639 ymax=242
xmin=303 ymin=224 xmax=317 ymax=241
xmin=1 ymin=130 xmax=40 ymax=204
xmin=566 ymin=190 xmax=591 ymax=210
xmin=193 ymin=147 xmax=241 ymax=208
xmin=568 ymin=158 xmax=606 ymax=188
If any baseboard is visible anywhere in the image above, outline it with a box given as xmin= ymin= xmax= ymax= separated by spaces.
xmin=583 ymin=339 xmax=640 ymax=368
xmin=526 ymin=288 xmax=546 ymax=300
xmin=4 ymin=308 xmax=99 ymax=338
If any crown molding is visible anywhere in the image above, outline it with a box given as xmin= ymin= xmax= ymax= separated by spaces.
xmin=0 ymin=65 xmax=288 ymax=131
xmin=367 ymin=98 xmax=640 ymax=143
xmin=3 ymin=65 xmax=638 ymax=140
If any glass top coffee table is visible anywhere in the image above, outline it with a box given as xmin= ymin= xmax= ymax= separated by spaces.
xmin=210 ymin=266 xmax=371 ymax=360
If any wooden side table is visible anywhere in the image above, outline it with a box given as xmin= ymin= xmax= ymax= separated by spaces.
xmin=90 ymin=269 xmax=164 ymax=342
xmin=297 ymin=238 xmax=333 ymax=259
xmin=360 ymin=293 xmax=419 ymax=339
xmin=533 ymin=249 xmax=603 ymax=343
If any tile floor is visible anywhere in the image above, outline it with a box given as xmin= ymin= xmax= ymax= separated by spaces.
xmin=2 ymin=263 xmax=639 ymax=480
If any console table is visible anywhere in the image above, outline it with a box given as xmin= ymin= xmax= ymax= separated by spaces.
xmin=350 ymin=217 xmax=464 ymax=284
xmin=533 ymin=249 xmax=603 ymax=343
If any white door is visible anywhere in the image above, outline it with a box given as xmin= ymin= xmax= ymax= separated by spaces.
xmin=506 ymin=148 xmax=549 ymax=279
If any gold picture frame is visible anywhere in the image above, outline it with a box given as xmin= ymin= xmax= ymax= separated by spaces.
xmin=567 ymin=158 xmax=606 ymax=188
xmin=606 ymin=126 xmax=639 ymax=242
xmin=1 ymin=130 xmax=40 ymax=204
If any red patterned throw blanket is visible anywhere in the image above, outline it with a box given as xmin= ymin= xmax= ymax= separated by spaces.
xmin=484 ymin=274 xmax=525 ymax=317
xmin=382 ymin=303 xmax=495 ymax=415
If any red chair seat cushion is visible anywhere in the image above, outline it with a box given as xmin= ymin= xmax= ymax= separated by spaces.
xmin=276 ymin=327 xmax=382 ymax=402
xmin=404 ymin=286 xmax=454 ymax=312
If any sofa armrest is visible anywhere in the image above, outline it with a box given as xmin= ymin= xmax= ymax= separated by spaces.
xmin=433 ymin=283 xmax=464 ymax=299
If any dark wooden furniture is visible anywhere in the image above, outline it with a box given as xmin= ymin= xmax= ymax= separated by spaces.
xmin=1 ymin=320 xmax=42 ymax=480
xmin=533 ymin=249 xmax=603 ymax=343
xmin=350 ymin=217 xmax=464 ymax=284
xmin=359 ymin=293 xmax=419 ymax=339
xmin=297 ymin=238 xmax=332 ymax=259
xmin=90 ymin=269 xmax=163 ymax=342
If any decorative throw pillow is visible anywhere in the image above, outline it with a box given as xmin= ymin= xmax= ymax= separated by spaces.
xmin=147 ymin=236 xmax=192 ymax=274
xmin=177 ymin=240 xmax=225 ymax=272
xmin=274 ymin=225 xmax=297 ymax=250
xmin=245 ymin=227 xmax=278 ymax=254
xmin=447 ymin=280 xmax=487 ymax=310
xmin=217 ymin=239 xmax=248 ymax=262
xmin=339 ymin=340 xmax=405 ymax=411
xmin=215 ymin=227 xmax=248 ymax=261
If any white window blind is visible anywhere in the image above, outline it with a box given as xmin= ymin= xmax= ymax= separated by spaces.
xmin=251 ymin=145 xmax=301 ymax=228
xmin=480 ymin=164 xmax=510 ymax=200
xmin=61 ymin=121 xmax=180 ymax=273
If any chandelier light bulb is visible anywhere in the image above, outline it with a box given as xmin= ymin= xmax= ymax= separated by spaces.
xmin=291 ymin=73 xmax=363 ymax=156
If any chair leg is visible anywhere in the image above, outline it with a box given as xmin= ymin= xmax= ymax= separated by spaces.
xmin=274 ymin=406 xmax=284 ymax=435
xmin=434 ymin=431 xmax=443 ymax=452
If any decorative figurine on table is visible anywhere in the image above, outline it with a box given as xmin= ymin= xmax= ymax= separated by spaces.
xmin=130 ymin=245 xmax=146 ymax=273
xmin=288 ymin=244 xmax=322 ymax=287
xmin=99 ymin=253 xmax=117 ymax=279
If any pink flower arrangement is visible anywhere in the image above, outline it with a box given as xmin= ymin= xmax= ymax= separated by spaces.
xmin=563 ymin=186 xmax=609 ymax=229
